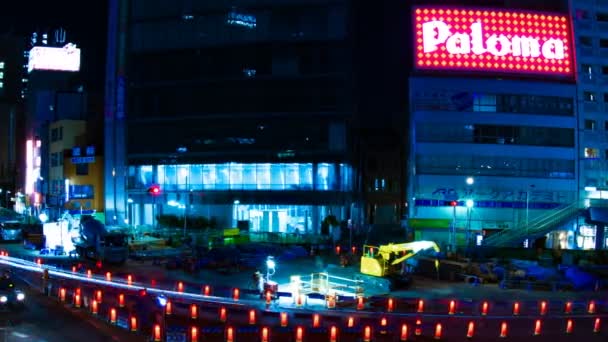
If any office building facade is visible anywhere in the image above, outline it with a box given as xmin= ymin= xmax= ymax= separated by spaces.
xmin=105 ymin=0 xmax=356 ymax=232
xmin=407 ymin=5 xmax=585 ymax=249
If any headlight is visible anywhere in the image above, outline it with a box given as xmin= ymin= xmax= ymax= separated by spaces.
xmin=0 ymin=296 xmax=7 ymax=303
xmin=16 ymin=293 xmax=25 ymax=301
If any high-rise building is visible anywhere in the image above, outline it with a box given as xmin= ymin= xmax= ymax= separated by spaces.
xmin=406 ymin=2 xmax=586 ymax=249
xmin=105 ymin=0 xmax=356 ymax=233
xmin=570 ymin=0 xmax=608 ymax=250
xmin=0 ymin=34 xmax=26 ymax=207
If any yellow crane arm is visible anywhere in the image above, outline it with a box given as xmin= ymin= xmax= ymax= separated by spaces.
xmin=375 ymin=241 xmax=440 ymax=266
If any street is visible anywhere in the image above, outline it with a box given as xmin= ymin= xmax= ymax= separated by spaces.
xmin=0 ymin=274 xmax=145 ymax=342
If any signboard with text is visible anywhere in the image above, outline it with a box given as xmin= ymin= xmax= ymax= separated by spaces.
xmin=28 ymin=43 xmax=81 ymax=73
xmin=414 ymin=7 xmax=574 ymax=78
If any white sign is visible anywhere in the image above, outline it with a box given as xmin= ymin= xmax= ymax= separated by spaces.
xmin=28 ymin=43 xmax=81 ymax=73
xmin=422 ymin=21 xmax=565 ymax=60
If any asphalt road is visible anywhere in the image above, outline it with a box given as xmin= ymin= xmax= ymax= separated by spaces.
xmin=0 ymin=272 xmax=146 ymax=342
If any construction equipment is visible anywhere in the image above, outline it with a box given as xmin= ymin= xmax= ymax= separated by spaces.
xmin=360 ymin=241 xmax=440 ymax=289
xmin=72 ymin=215 xmax=129 ymax=265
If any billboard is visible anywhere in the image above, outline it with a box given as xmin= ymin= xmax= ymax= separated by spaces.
xmin=414 ymin=7 xmax=573 ymax=77
xmin=28 ymin=43 xmax=81 ymax=73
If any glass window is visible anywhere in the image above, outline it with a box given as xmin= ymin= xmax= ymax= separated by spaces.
xmin=584 ymin=92 xmax=596 ymax=102
xmin=229 ymin=163 xmax=243 ymax=190
xmin=190 ymin=164 xmax=203 ymax=190
xmin=242 ymin=164 xmax=256 ymax=190
xmin=157 ymin=165 xmax=166 ymax=187
xmin=585 ymin=119 xmax=597 ymax=130
xmin=202 ymin=164 xmax=217 ymax=190
xmin=216 ymin=163 xmax=230 ymax=190
xmin=284 ymin=163 xmax=300 ymax=190
xmin=164 ymin=165 xmax=177 ymax=190
xmin=340 ymin=164 xmax=352 ymax=191
xmin=76 ymin=163 xmax=89 ymax=176
xmin=177 ymin=165 xmax=189 ymax=190
xmin=257 ymin=163 xmax=271 ymax=190
xmin=299 ymin=163 xmax=313 ymax=190
xmin=473 ymin=94 xmax=496 ymax=112
xmin=585 ymin=148 xmax=600 ymax=159
xmin=270 ymin=164 xmax=284 ymax=190
xmin=139 ymin=165 xmax=154 ymax=187
xmin=316 ymin=163 xmax=333 ymax=190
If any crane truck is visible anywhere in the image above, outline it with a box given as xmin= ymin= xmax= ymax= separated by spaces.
xmin=360 ymin=240 xmax=440 ymax=290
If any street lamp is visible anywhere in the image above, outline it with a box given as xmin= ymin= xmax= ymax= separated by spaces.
xmin=525 ymin=184 xmax=536 ymax=248
xmin=466 ymin=200 xmax=475 ymax=247
xmin=266 ymin=256 xmax=276 ymax=282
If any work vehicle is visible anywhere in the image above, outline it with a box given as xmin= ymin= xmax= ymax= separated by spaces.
xmin=360 ymin=240 xmax=440 ymax=290
xmin=72 ymin=215 xmax=129 ymax=265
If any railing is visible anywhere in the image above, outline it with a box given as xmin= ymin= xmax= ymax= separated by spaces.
xmin=290 ymin=272 xmax=364 ymax=297
xmin=483 ymin=201 xmax=581 ymax=247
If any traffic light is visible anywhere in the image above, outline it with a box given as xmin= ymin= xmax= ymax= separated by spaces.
xmin=148 ymin=185 xmax=161 ymax=196
xmin=449 ymin=201 xmax=458 ymax=207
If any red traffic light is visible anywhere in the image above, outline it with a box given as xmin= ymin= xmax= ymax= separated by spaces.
xmin=449 ymin=201 xmax=458 ymax=207
xmin=148 ymin=185 xmax=161 ymax=195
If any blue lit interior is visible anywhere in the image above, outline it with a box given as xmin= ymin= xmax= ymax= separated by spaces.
xmin=128 ymin=163 xmax=353 ymax=191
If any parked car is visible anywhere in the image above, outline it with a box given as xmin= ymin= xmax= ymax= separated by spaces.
xmin=0 ymin=221 xmax=23 ymax=242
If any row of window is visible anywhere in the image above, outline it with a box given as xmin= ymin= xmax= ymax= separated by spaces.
xmin=578 ymin=36 xmax=608 ymax=49
xmin=416 ymin=155 xmax=575 ymax=179
xmin=130 ymin=6 xmax=347 ymax=52
xmin=128 ymin=163 xmax=353 ymax=191
xmin=131 ymin=44 xmax=347 ymax=83
xmin=416 ymin=124 xmax=574 ymax=148
xmin=129 ymin=78 xmax=344 ymax=116
xmin=413 ymin=92 xmax=574 ymax=116
xmin=583 ymin=119 xmax=608 ymax=130
xmin=583 ymin=147 xmax=608 ymax=159
xmin=575 ymin=8 xmax=608 ymax=22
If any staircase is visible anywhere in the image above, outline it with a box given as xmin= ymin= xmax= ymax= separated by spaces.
xmin=483 ymin=201 xmax=582 ymax=247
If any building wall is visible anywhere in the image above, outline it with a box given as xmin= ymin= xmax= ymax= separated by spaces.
xmin=63 ymin=154 xmax=104 ymax=214
xmin=106 ymin=0 xmax=356 ymax=229
xmin=408 ymin=76 xmax=578 ymax=247
xmin=48 ymin=120 xmax=86 ymax=207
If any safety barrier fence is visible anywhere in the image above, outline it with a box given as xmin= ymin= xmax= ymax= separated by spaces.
xmin=1 ymin=253 xmax=607 ymax=341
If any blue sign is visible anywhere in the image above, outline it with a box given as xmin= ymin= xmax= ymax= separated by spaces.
xmin=71 ymin=156 xmax=95 ymax=164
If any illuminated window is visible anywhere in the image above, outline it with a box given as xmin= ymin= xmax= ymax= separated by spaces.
xmin=600 ymin=39 xmax=608 ymax=49
xmin=0 ymin=81 xmax=3 ymax=88
xmin=473 ymin=94 xmax=496 ymax=112
xmin=585 ymin=119 xmax=597 ymax=130
xmin=0 ymin=61 xmax=3 ymax=68
xmin=585 ymin=148 xmax=600 ymax=159
xmin=582 ymin=64 xmax=593 ymax=80
xmin=584 ymin=92 xmax=596 ymax=102
xmin=0 ymin=72 xmax=3 ymax=79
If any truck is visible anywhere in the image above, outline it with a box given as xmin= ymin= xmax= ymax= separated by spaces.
xmin=72 ymin=215 xmax=129 ymax=265
xmin=360 ymin=240 xmax=440 ymax=290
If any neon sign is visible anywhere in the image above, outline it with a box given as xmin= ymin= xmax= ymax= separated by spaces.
xmin=414 ymin=8 xmax=573 ymax=76
xmin=28 ymin=43 xmax=81 ymax=73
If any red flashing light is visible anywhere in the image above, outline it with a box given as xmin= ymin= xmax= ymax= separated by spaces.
xmin=149 ymin=185 xmax=161 ymax=196
xmin=449 ymin=201 xmax=458 ymax=207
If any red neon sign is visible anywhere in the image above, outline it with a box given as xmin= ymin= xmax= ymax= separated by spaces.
xmin=414 ymin=7 xmax=573 ymax=76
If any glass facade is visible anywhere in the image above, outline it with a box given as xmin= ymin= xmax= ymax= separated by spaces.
xmin=128 ymin=162 xmax=353 ymax=191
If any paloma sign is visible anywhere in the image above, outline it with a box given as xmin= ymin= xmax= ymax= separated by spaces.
xmin=414 ymin=7 xmax=573 ymax=76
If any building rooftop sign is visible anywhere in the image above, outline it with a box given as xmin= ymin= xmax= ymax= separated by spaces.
xmin=27 ymin=43 xmax=81 ymax=73
xmin=414 ymin=7 xmax=573 ymax=78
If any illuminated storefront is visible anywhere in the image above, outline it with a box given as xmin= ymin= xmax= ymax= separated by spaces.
xmin=126 ymin=162 xmax=354 ymax=232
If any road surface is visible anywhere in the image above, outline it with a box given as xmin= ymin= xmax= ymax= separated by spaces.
xmin=0 ymin=274 xmax=145 ymax=342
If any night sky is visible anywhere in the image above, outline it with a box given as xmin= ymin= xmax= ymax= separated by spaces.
xmin=0 ymin=0 xmax=108 ymax=91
